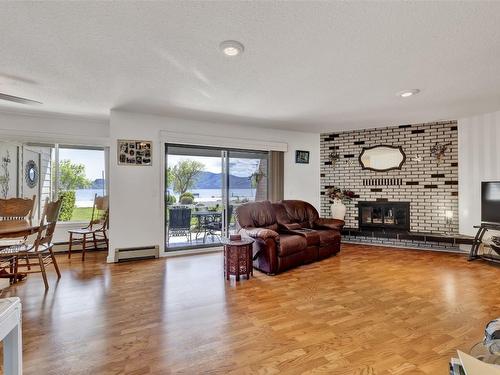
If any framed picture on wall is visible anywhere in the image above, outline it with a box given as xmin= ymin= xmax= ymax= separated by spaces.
xmin=295 ymin=150 xmax=310 ymax=164
xmin=117 ymin=140 xmax=152 ymax=166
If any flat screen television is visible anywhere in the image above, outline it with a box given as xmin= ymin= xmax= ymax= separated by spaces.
xmin=482 ymin=181 xmax=500 ymax=224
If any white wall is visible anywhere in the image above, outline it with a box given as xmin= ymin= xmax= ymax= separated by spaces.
xmin=458 ymin=110 xmax=500 ymax=235
xmin=108 ymin=110 xmax=320 ymax=260
xmin=0 ymin=110 xmax=109 ymax=146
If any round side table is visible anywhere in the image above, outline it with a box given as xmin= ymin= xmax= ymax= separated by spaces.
xmin=221 ymin=238 xmax=254 ymax=281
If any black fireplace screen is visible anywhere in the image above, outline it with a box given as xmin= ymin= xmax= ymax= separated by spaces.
xmin=358 ymin=201 xmax=410 ymax=231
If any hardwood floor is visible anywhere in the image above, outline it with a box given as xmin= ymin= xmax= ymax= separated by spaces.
xmin=1 ymin=244 xmax=499 ymax=374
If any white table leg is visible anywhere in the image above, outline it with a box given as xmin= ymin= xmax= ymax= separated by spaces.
xmin=4 ymin=321 xmax=22 ymax=375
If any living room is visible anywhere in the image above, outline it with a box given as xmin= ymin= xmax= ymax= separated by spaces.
xmin=0 ymin=2 xmax=499 ymax=375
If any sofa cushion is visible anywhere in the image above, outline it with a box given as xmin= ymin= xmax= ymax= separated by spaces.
xmin=277 ymin=200 xmax=320 ymax=229
xmin=271 ymin=202 xmax=292 ymax=228
xmin=236 ymin=201 xmax=278 ymax=231
xmin=316 ymin=229 xmax=341 ymax=246
xmin=278 ymin=234 xmax=308 ymax=257
xmin=287 ymin=228 xmax=321 ymax=247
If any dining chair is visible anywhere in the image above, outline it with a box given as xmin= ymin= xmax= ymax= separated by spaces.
xmin=0 ymin=195 xmax=36 ymax=249
xmin=0 ymin=197 xmax=62 ymax=290
xmin=67 ymin=194 xmax=109 ymax=261
xmin=0 ymin=195 xmax=36 ymax=223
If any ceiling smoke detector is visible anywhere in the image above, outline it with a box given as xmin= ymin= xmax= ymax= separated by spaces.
xmin=220 ymin=40 xmax=244 ymax=57
xmin=397 ymin=89 xmax=420 ymax=98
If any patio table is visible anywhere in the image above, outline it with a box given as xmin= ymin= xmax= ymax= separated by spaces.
xmin=192 ymin=211 xmax=222 ymax=241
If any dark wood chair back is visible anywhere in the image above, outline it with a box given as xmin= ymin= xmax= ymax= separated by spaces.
xmin=0 ymin=195 xmax=36 ymax=223
xmin=34 ymin=198 xmax=62 ymax=252
xmin=89 ymin=194 xmax=109 ymax=230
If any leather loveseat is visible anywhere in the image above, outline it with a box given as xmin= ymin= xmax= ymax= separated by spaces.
xmin=235 ymin=200 xmax=344 ymax=275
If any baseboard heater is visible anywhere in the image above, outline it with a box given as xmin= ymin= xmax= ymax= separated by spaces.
xmin=114 ymin=245 xmax=159 ymax=262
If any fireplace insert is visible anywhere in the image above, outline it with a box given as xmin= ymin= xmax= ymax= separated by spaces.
xmin=358 ymin=201 xmax=410 ymax=231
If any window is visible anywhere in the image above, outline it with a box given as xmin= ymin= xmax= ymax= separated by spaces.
xmin=24 ymin=143 xmax=107 ymax=222
xmin=56 ymin=146 xmax=106 ymax=222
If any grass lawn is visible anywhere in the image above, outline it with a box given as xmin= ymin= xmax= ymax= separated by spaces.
xmin=71 ymin=207 xmax=93 ymax=221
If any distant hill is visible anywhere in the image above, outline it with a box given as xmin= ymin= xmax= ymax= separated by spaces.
xmin=91 ymin=178 xmax=105 ymax=189
xmin=190 ymin=171 xmax=252 ymax=189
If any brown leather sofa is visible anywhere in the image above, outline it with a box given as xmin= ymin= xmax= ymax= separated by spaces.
xmin=235 ymin=200 xmax=344 ymax=275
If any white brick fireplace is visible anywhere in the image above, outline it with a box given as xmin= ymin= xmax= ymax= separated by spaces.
xmin=320 ymin=121 xmax=459 ymax=235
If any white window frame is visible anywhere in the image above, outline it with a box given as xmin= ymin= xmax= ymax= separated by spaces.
xmin=26 ymin=142 xmax=109 ymax=224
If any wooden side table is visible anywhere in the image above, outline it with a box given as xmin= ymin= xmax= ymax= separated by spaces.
xmin=222 ymin=238 xmax=254 ymax=281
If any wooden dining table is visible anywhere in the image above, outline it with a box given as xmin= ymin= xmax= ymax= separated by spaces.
xmin=0 ymin=220 xmax=40 ymax=284
xmin=0 ymin=220 xmax=39 ymax=240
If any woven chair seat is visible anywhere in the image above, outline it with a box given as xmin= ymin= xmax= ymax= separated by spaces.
xmin=0 ymin=239 xmax=24 ymax=249
xmin=67 ymin=228 xmax=100 ymax=235
xmin=0 ymin=243 xmax=51 ymax=255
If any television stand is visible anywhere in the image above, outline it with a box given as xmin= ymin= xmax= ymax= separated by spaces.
xmin=468 ymin=222 xmax=500 ymax=261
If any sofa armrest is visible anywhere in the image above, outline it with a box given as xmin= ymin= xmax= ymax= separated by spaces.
xmin=240 ymin=227 xmax=280 ymax=242
xmin=314 ymin=218 xmax=345 ymax=231
xmin=239 ymin=227 xmax=279 ymax=274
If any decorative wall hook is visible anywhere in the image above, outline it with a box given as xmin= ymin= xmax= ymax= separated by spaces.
xmin=430 ymin=142 xmax=452 ymax=165
xmin=328 ymin=151 xmax=340 ymax=167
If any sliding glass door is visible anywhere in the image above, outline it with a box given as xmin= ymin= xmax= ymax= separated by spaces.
xmin=226 ymin=150 xmax=268 ymax=236
xmin=165 ymin=144 xmax=268 ymax=250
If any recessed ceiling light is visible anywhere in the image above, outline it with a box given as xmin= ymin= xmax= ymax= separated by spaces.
xmin=397 ymin=89 xmax=420 ymax=98
xmin=220 ymin=40 xmax=244 ymax=57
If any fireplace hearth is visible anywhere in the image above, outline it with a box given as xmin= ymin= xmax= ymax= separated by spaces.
xmin=358 ymin=201 xmax=410 ymax=232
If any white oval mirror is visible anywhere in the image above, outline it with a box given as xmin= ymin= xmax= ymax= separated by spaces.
xmin=359 ymin=145 xmax=406 ymax=172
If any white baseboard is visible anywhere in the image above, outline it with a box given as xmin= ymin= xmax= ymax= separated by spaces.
xmin=163 ymin=247 xmax=223 ymax=257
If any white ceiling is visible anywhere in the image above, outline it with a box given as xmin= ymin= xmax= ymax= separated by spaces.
xmin=1 ymin=2 xmax=500 ymax=133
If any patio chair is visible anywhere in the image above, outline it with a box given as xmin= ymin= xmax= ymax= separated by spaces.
xmin=68 ymin=194 xmax=109 ymax=261
xmin=0 ymin=197 xmax=62 ymax=290
xmin=167 ymin=207 xmax=192 ymax=244
xmin=204 ymin=205 xmax=233 ymax=242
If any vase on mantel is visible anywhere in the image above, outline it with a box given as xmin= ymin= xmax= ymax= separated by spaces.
xmin=330 ymin=199 xmax=346 ymax=220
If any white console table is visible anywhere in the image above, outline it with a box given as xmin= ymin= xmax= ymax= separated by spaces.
xmin=0 ymin=298 xmax=22 ymax=375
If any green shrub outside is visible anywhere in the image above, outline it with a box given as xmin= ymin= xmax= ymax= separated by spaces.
xmin=180 ymin=192 xmax=194 ymax=199
xmin=58 ymin=190 xmax=76 ymax=221
xmin=166 ymin=194 xmax=176 ymax=205
xmin=179 ymin=192 xmax=194 ymax=205
xmin=179 ymin=196 xmax=194 ymax=205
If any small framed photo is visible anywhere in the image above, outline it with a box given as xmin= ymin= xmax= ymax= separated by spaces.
xmin=295 ymin=150 xmax=310 ymax=164
xmin=118 ymin=140 xmax=152 ymax=166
